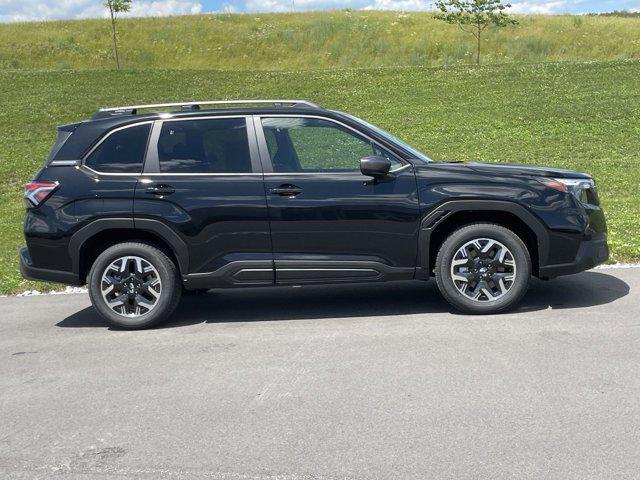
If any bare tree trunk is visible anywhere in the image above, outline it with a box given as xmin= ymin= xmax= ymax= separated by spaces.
xmin=476 ymin=27 xmax=481 ymax=64
xmin=108 ymin=4 xmax=121 ymax=70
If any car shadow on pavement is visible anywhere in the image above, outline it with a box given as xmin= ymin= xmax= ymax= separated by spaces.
xmin=517 ymin=270 xmax=630 ymax=313
xmin=57 ymin=270 xmax=630 ymax=329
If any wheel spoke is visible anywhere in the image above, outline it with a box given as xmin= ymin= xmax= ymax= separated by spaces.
xmin=481 ymin=240 xmax=495 ymax=254
xmin=494 ymin=277 xmax=504 ymax=294
xmin=143 ymin=280 xmax=161 ymax=299
xmin=134 ymin=257 xmax=144 ymax=277
xmin=481 ymin=287 xmax=494 ymax=300
xmin=452 ymin=257 xmax=470 ymax=267
xmin=107 ymin=293 xmax=127 ymax=308
xmin=135 ymin=295 xmax=155 ymax=310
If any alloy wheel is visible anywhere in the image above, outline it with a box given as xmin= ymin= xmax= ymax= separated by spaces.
xmin=100 ymin=256 xmax=162 ymax=317
xmin=450 ymin=238 xmax=517 ymax=302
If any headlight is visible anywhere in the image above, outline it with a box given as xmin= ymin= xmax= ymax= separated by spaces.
xmin=537 ymin=177 xmax=598 ymax=205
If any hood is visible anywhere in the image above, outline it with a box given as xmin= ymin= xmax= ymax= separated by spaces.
xmin=461 ymin=161 xmax=592 ymax=179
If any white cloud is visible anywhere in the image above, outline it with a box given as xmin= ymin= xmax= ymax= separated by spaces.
xmin=508 ymin=1 xmax=568 ymax=13
xmin=245 ymin=0 xmax=437 ymax=11
xmin=0 ymin=0 xmax=202 ymax=23
xmin=245 ymin=0 xmax=369 ymax=13
xmin=0 ymin=0 xmax=100 ymax=22
xmin=363 ymin=0 xmax=431 ymax=10
xmin=221 ymin=4 xmax=239 ymax=13
xmin=126 ymin=0 xmax=203 ymax=17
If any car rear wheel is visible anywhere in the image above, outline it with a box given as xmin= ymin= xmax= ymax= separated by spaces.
xmin=435 ymin=223 xmax=531 ymax=314
xmin=88 ymin=242 xmax=182 ymax=329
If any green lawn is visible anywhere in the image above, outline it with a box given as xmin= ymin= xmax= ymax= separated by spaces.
xmin=0 ymin=12 xmax=639 ymax=70
xmin=1 ymin=60 xmax=639 ymax=293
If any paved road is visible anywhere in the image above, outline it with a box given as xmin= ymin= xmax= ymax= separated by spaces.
xmin=1 ymin=268 xmax=639 ymax=480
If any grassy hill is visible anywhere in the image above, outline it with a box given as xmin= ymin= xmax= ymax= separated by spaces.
xmin=0 ymin=60 xmax=639 ymax=293
xmin=0 ymin=11 xmax=640 ymax=70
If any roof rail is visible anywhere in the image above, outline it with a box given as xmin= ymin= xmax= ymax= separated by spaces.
xmin=94 ymin=99 xmax=324 ymax=118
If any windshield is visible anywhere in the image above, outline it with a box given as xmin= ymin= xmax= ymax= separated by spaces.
xmin=338 ymin=112 xmax=432 ymax=163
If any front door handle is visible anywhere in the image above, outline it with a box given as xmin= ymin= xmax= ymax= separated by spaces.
xmin=145 ymin=184 xmax=175 ymax=196
xmin=270 ymin=185 xmax=302 ymax=197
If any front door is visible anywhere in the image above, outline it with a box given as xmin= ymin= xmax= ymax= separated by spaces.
xmin=255 ymin=115 xmax=420 ymax=284
xmin=134 ymin=116 xmax=273 ymax=287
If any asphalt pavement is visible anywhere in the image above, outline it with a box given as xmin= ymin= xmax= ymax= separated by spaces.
xmin=1 ymin=267 xmax=638 ymax=479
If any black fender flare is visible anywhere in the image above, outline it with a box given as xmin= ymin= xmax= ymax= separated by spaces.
xmin=68 ymin=217 xmax=189 ymax=275
xmin=416 ymin=200 xmax=549 ymax=277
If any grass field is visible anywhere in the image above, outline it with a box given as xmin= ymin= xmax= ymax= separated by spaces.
xmin=0 ymin=59 xmax=638 ymax=293
xmin=1 ymin=11 xmax=640 ymax=70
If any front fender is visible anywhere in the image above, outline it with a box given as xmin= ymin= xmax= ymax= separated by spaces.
xmin=416 ymin=199 xmax=550 ymax=277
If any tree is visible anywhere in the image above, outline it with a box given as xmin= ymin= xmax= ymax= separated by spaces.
xmin=435 ymin=0 xmax=517 ymax=65
xmin=104 ymin=0 xmax=131 ymax=70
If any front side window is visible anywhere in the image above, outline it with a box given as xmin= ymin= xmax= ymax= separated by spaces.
xmin=158 ymin=118 xmax=252 ymax=173
xmin=340 ymin=112 xmax=432 ymax=163
xmin=261 ymin=117 xmax=402 ymax=173
xmin=85 ymin=123 xmax=151 ymax=173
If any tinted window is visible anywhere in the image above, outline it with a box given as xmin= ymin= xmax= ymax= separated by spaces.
xmin=85 ymin=123 xmax=151 ymax=173
xmin=46 ymin=130 xmax=72 ymax=163
xmin=261 ymin=117 xmax=401 ymax=173
xmin=158 ymin=118 xmax=252 ymax=173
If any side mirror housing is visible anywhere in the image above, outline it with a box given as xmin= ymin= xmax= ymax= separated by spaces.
xmin=360 ymin=155 xmax=392 ymax=178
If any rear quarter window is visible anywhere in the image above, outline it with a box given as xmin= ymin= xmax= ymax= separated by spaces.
xmin=46 ymin=129 xmax=73 ymax=164
xmin=84 ymin=123 xmax=151 ymax=173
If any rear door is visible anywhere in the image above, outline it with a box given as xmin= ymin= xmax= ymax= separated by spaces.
xmin=80 ymin=122 xmax=152 ymax=220
xmin=255 ymin=115 xmax=421 ymax=284
xmin=134 ymin=115 xmax=273 ymax=287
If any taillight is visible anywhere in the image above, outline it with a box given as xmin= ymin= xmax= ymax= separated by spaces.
xmin=24 ymin=181 xmax=58 ymax=208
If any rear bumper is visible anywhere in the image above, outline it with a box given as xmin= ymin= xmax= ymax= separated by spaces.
xmin=538 ymin=237 xmax=609 ymax=279
xmin=19 ymin=247 xmax=82 ymax=286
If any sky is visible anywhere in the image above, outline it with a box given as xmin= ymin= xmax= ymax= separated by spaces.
xmin=0 ymin=0 xmax=639 ymax=23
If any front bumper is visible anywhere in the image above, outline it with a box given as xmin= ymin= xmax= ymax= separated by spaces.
xmin=19 ymin=247 xmax=82 ymax=286
xmin=538 ymin=237 xmax=609 ymax=279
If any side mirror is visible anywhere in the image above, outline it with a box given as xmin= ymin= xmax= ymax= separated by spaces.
xmin=360 ymin=155 xmax=392 ymax=178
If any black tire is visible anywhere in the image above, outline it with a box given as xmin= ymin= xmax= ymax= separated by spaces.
xmin=435 ymin=223 xmax=531 ymax=314
xmin=88 ymin=242 xmax=182 ymax=329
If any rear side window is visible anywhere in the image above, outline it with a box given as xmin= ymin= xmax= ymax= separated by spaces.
xmin=157 ymin=118 xmax=252 ymax=173
xmin=85 ymin=123 xmax=151 ymax=173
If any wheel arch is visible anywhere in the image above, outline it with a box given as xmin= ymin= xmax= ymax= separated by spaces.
xmin=418 ymin=200 xmax=549 ymax=278
xmin=69 ymin=218 xmax=189 ymax=284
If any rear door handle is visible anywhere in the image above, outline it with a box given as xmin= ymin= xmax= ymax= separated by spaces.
xmin=270 ymin=185 xmax=302 ymax=197
xmin=145 ymin=184 xmax=175 ymax=196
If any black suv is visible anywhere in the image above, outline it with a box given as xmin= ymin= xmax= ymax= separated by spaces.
xmin=21 ymin=100 xmax=609 ymax=328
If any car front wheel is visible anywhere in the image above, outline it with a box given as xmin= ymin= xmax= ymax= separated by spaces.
xmin=88 ymin=242 xmax=182 ymax=329
xmin=435 ymin=223 xmax=531 ymax=314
